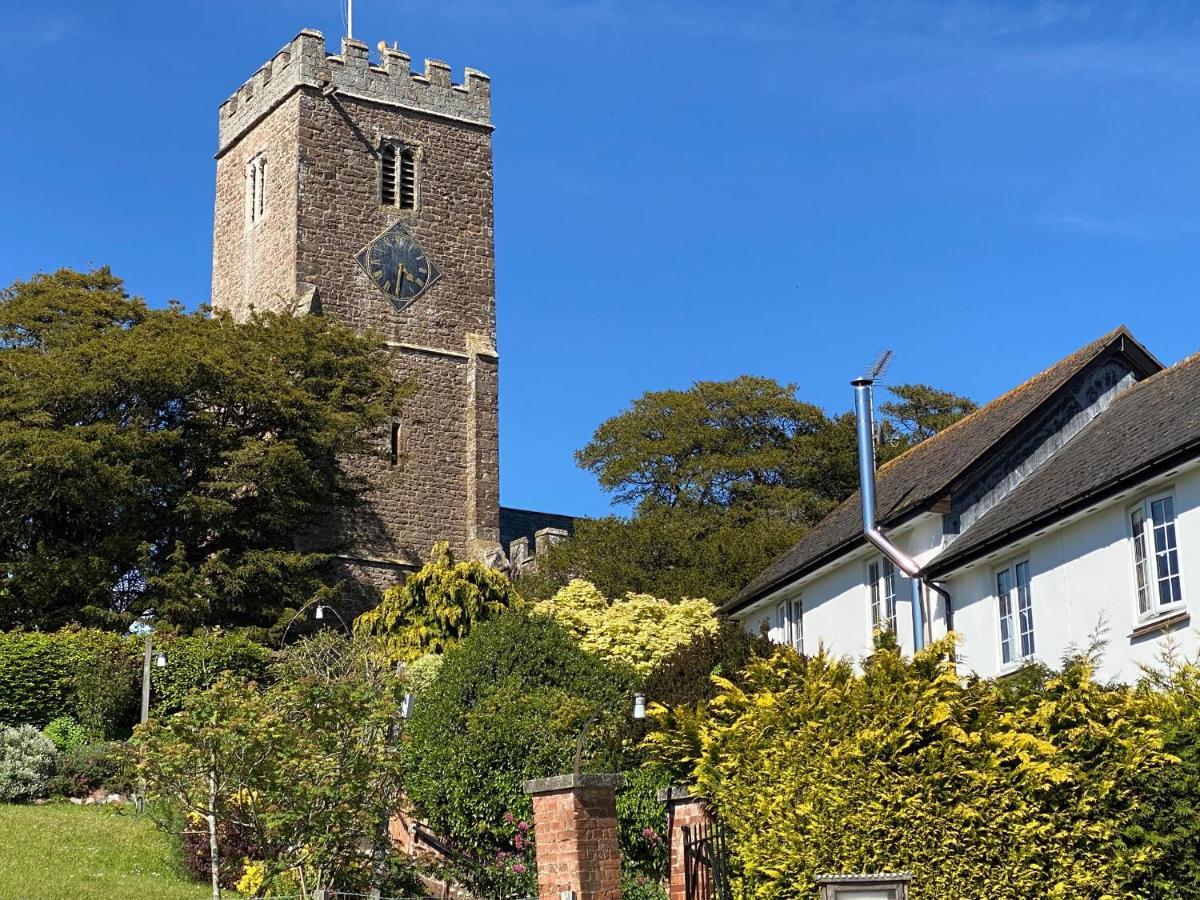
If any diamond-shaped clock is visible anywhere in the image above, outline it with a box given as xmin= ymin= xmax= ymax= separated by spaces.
xmin=355 ymin=222 xmax=441 ymax=310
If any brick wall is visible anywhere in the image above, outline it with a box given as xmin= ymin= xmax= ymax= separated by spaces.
xmin=524 ymin=774 xmax=624 ymax=900
xmin=660 ymin=788 xmax=712 ymax=900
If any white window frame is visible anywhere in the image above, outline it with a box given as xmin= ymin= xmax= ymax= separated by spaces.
xmin=245 ymin=152 xmax=267 ymax=227
xmin=867 ymin=557 xmax=898 ymax=637
xmin=995 ymin=558 xmax=1035 ymax=670
xmin=1128 ymin=490 xmax=1185 ymax=622
xmin=772 ymin=597 xmax=803 ymax=652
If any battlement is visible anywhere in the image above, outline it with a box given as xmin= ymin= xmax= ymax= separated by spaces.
xmin=217 ymin=29 xmax=491 ymax=153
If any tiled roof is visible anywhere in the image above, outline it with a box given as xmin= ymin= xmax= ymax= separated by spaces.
xmin=928 ymin=350 xmax=1200 ymax=575
xmin=723 ymin=326 xmax=1151 ymax=614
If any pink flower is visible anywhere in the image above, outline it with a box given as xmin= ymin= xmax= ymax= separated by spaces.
xmin=512 ymin=863 xmax=527 ymax=874
xmin=517 ymin=820 xmax=530 ymax=831
xmin=642 ymin=827 xmax=661 ymax=843
xmin=513 ymin=834 xmax=526 ymax=850
xmin=503 ymin=812 xmax=515 ymax=824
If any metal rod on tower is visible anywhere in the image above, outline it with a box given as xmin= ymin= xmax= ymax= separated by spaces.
xmin=347 ymin=0 xmax=353 ymax=39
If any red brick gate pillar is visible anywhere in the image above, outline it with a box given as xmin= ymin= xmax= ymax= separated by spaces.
xmin=659 ymin=786 xmax=712 ymax=900
xmin=523 ymin=773 xmax=624 ymax=900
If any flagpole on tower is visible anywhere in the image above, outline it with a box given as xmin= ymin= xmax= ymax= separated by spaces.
xmin=347 ymin=0 xmax=353 ymax=39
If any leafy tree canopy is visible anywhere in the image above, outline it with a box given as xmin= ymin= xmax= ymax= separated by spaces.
xmin=0 ymin=268 xmax=405 ymax=631
xmin=353 ymin=541 xmax=523 ymax=662
xmin=522 ymin=375 xmax=975 ymax=604
xmin=879 ymin=382 xmax=978 ymax=450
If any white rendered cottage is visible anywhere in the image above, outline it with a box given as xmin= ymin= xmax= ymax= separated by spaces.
xmin=723 ymin=326 xmax=1200 ymax=683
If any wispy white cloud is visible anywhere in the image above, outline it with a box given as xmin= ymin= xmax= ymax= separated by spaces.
xmin=1037 ymin=211 xmax=1200 ymax=241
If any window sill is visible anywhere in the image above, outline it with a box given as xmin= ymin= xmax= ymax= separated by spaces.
xmin=1129 ymin=607 xmax=1190 ymax=641
xmin=996 ymin=659 xmax=1038 ymax=681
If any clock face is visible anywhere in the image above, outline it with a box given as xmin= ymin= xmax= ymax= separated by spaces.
xmin=355 ymin=222 xmax=441 ymax=309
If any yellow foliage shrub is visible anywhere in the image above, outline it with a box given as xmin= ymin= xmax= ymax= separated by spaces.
xmin=533 ymin=579 xmax=719 ymax=675
xmin=650 ymin=636 xmax=1178 ymax=899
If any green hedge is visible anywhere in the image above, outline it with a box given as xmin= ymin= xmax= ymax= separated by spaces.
xmin=0 ymin=629 xmax=137 ymax=737
xmin=651 ymin=635 xmax=1200 ymax=899
xmin=0 ymin=632 xmax=70 ymax=728
xmin=0 ymin=628 xmax=274 ymax=737
xmin=152 ymin=630 xmax=273 ymax=712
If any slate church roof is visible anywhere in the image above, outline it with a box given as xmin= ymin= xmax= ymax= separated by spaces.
xmin=499 ymin=506 xmax=576 ymax=552
xmin=724 ymin=326 xmax=1169 ymax=614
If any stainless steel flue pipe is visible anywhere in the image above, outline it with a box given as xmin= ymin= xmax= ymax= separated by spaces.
xmin=852 ymin=378 xmax=926 ymax=652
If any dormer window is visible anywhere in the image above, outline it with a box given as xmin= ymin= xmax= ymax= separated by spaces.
xmin=381 ymin=142 xmax=418 ymax=210
xmin=245 ymin=153 xmax=266 ymax=226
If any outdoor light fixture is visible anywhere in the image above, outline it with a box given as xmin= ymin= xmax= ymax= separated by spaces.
xmin=632 ymin=693 xmax=646 ymax=720
xmin=315 ymin=603 xmax=325 ymax=620
xmin=815 ymin=873 xmax=911 ymax=900
xmin=155 ymin=652 xmax=167 ymax=669
xmin=399 ymin=692 xmax=414 ymax=720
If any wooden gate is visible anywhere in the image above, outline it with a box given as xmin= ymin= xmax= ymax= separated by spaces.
xmin=682 ymin=821 xmax=734 ymax=900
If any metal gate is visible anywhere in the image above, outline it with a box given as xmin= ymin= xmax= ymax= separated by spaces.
xmin=682 ymin=821 xmax=735 ymax=900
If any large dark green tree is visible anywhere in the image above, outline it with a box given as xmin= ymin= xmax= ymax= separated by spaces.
xmin=0 ymin=268 xmax=403 ymax=631
xmin=879 ymin=383 xmax=978 ymax=451
xmin=520 ymin=374 xmax=974 ymax=604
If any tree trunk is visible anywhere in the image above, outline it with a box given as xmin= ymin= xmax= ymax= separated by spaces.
xmin=208 ymin=766 xmax=222 ymax=900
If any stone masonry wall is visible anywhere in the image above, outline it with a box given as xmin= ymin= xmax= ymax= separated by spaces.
xmin=211 ymin=31 xmax=499 ymax=581
xmin=212 ymin=93 xmax=300 ymax=320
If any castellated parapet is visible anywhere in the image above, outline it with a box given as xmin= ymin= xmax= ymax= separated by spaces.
xmin=217 ymin=30 xmax=491 ymax=154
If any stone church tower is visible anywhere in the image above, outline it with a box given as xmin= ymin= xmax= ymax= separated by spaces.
xmin=211 ymin=30 xmax=503 ymax=595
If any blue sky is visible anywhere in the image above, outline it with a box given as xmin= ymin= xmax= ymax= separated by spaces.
xmin=2 ymin=1 xmax=1199 ymax=518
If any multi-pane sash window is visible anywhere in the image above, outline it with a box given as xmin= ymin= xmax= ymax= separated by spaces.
xmin=868 ymin=558 xmax=897 ymax=634
xmin=1131 ymin=493 xmax=1183 ymax=616
xmin=785 ymin=598 xmax=802 ymax=652
xmin=245 ymin=154 xmax=266 ymax=225
xmin=997 ymin=560 xmax=1034 ymax=666
xmin=774 ymin=599 xmax=802 ymax=650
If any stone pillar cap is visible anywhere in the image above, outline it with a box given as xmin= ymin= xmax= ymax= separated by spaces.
xmin=656 ymin=785 xmax=701 ymax=803
xmin=522 ymin=773 xmax=624 ymax=795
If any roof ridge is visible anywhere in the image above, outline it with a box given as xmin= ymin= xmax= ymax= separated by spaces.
xmin=875 ymin=324 xmax=1129 ymax=477
xmin=724 ymin=325 xmax=1147 ymax=613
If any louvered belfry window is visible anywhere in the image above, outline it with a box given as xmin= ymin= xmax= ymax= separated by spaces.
xmin=381 ymin=143 xmax=417 ymax=210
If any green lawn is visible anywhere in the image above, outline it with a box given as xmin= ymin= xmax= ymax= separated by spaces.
xmin=0 ymin=802 xmax=221 ymax=900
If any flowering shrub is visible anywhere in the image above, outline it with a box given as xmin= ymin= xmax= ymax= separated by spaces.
xmin=616 ymin=767 xmax=669 ymax=896
xmin=181 ymin=807 xmax=262 ymax=890
xmin=45 ymin=741 xmax=134 ymax=798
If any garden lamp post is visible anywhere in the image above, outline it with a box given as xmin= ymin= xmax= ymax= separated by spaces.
xmin=129 ymin=609 xmax=166 ymax=725
xmin=279 ymin=597 xmax=351 ymax=646
xmin=573 ymin=693 xmax=646 ymax=776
